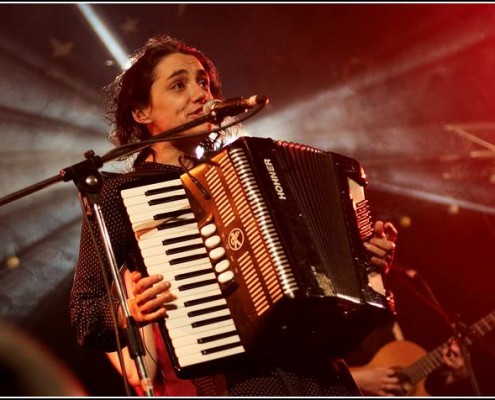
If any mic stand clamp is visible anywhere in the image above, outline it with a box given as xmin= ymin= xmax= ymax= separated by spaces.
xmin=63 ymin=150 xmax=155 ymax=396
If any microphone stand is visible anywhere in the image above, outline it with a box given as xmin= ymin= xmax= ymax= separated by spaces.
xmin=399 ymin=270 xmax=482 ymax=395
xmin=0 ymin=99 xmax=267 ymax=395
xmin=64 ymin=151 xmax=155 ymax=396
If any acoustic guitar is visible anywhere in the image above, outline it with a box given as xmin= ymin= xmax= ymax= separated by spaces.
xmin=351 ymin=310 xmax=494 ymax=396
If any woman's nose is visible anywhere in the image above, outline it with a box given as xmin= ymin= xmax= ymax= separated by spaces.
xmin=192 ymin=84 xmax=208 ymax=103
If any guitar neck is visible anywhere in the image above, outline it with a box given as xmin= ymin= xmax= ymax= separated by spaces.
xmin=403 ymin=310 xmax=495 ymax=385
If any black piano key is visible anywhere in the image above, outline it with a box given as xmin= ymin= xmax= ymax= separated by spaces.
xmin=145 ymin=184 xmax=184 ymax=196
xmin=154 ymin=208 xmax=191 ymax=221
xmin=174 ymin=268 xmax=213 ymax=281
xmin=170 ymin=253 xmax=208 ymax=266
xmin=178 ymin=278 xmax=218 ymax=292
xmin=201 ymin=341 xmax=243 ymax=355
xmin=184 ymin=293 xmax=224 ymax=307
xmin=198 ymin=329 xmax=238 ymax=344
xmin=166 ymin=243 xmax=205 ymax=256
xmin=149 ymin=193 xmax=188 ymax=206
xmin=191 ymin=314 xmax=233 ymax=328
xmin=163 ymin=233 xmax=201 ymax=245
xmin=158 ymin=218 xmax=196 ymax=231
xmin=187 ymin=304 xmax=228 ymax=318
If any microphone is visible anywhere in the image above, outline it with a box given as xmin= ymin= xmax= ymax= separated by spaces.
xmin=203 ymin=95 xmax=269 ymax=121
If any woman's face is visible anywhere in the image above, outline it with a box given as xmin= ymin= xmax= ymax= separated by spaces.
xmin=133 ymin=52 xmax=215 ymax=139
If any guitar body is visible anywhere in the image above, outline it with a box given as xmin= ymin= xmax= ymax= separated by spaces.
xmin=351 ymin=311 xmax=494 ymax=396
xmin=355 ymin=340 xmax=429 ymax=396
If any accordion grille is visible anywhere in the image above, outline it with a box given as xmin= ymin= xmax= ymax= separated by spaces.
xmin=202 ymin=150 xmax=287 ymax=316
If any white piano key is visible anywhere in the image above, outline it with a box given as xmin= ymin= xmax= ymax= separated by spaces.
xmin=145 ymin=270 xmax=217 ymax=292
xmin=146 ymin=260 xmax=213 ymax=277
xmin=167 ymin=315 xmax=234 ymax=339
xmin=128 ymin=200 xmax=191 ymax=225
xmin=170 ymin=323 xmax=237 ymax=348
xmin=141 ymin=237 xmax=204 ymax=257
xmin=121 ymin=178 xmax=183 ymax=198
xmin=174 ymin=335 xmax=241 ymax=358
xmin=126 ymin=193 xmax=189 ymax=214
xmin=170 ymin=273 xmax=216 ymax=290
xmin=167 ymin=287 xmax=222 ymax=308
xmin=143 ymin=247 xmax=208 ymax=267
xmin=127 ymin=199 xmax=190 ymax=224
xmin=138 ymin=226 xmax=200 ymax=249
xmin=166 ymin=308 xmax=231 ymax=330
xmin=178 ymin=345 xmax=245 ymax=368
xmin=123 ymin=187 xmax=186 ymax=207
xmin=167 ymin=297 xmax=227 ymax=317
xmin=139 ymin=223 xmax=200 ymax=243
xmin=144 ymin=253 xmax=210 ymax=270
xmin=126 ymin=187 xmax=186 ymax=204
xmin=168 ymin=283 xmax=222 ymax=302
xmin=152 ymin=264 xmax=216 ymax=283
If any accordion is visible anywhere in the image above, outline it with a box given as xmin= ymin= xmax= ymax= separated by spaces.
xmin=120 ymin=136 xmax=395 ymax=379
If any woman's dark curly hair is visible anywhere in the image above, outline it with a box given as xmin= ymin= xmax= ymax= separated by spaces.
xmin=103 ymin=35 xmax=224 ymax=162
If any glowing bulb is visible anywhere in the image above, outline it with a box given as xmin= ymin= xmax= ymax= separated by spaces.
xmin=6 ymin=256 xmax=20 ymax=269
xmin=399 ymin=215 xmax=412 ymax=228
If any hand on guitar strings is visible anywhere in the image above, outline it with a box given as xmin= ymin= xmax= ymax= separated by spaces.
xmin=351 ymin=366 xmax=411 ymax=396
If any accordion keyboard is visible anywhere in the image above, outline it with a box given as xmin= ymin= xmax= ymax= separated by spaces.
xmin=121 ymin=177 xmax=245 ymax=369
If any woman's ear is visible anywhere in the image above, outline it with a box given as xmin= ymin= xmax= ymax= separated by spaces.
xmin=132 ymin=108 xmax=152 ymax=124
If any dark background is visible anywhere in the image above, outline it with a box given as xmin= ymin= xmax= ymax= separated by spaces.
xmin=0 ymin=3 xmax=494 ymax=396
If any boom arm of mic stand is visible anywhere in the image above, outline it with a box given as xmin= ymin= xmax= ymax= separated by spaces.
xmin=0 ymin=115 xmax=213 ymax=207
xmin=101 ymin=114 xmax=213 ymax=164
xmin=0 ymin=102 xmax=265 ymax=207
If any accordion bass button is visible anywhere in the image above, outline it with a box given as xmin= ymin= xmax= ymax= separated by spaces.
xmin=215 ymin=259 xmax=230 ymax=273
xmin=200 ymin=223 xmax=217 ymax=237
xmin=209 ymin=247 xmax=226 ymax=260
xmin=218 ymin=270 xmax=234 ymax=284
xmin=205 ymin=235 xmax=221 ymax=249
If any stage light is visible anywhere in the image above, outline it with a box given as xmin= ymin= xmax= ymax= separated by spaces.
xmin=76 ymin=4 xmax=131 ymax=70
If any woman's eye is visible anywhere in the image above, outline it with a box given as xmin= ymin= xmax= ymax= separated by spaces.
xmin=172 ymin=81 xmax=185 ymax=90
